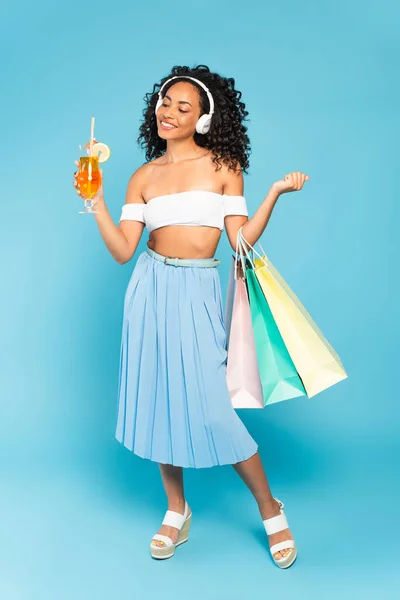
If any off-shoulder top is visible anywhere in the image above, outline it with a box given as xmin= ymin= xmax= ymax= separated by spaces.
xmin=119 ymin=190 xmax=248 ymax=233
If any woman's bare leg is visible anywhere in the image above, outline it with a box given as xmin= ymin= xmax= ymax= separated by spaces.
xmin=151 ymin=463 xmax=192 ymax=548
xmin=232 ymin=451 xmax=293 ymax=559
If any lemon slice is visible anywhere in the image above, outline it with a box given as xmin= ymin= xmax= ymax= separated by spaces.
xmin=91 ymin=142 xmax=111 ymax=163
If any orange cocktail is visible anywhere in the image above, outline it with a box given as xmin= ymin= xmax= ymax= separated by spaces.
xmin=77 ymin=117 xmax=110 ymax=214
xmin=77 ymin=155 xmax=102 ymax=199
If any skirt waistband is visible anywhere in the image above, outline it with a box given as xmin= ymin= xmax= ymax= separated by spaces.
xmin=146 ymin=248 xmax=220 ymax=268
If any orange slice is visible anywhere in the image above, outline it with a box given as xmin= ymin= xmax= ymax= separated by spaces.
xmin=91 ymin=142 xmax=111 ymax=163
xmin=83 ymin=140 xmax=111 ymax=163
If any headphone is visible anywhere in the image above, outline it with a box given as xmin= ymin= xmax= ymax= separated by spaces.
xmin=155 ymin=75 xmax=215 ymax=135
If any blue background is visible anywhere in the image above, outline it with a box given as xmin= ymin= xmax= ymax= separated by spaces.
xmin=1 ymin=0 xmax=398 ymax=598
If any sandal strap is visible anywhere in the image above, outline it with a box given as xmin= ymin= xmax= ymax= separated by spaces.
xmin=151 ymin=533 xmax=173 ymax=547
xmin=270 ymin=540 xmax=295 ymax=556
xmin=263 ymin=511 xmax=289 ymax=535
xmin=162 ymin=502 xmax=188 ymax=529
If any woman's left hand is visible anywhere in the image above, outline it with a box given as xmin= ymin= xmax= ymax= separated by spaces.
xmin=272 ymin=172 xmax=310 ymax=196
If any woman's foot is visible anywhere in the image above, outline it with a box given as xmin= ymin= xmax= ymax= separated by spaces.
xmin=259 ymin=498 xmax=294 ymax=560
xmin=151 ymin=501 xmax=192 ymax=548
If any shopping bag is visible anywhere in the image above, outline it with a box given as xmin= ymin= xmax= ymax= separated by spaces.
xmin=226 ymin=270 xmax=264 ymax=409
xmin=245 ymin=264 xmax=307 ymax=405
xmin=238 ymin=228 xmax=348 ymax=398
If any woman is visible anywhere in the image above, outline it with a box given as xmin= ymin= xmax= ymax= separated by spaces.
xmin=74 ymin=64 xmax=309 ymax=568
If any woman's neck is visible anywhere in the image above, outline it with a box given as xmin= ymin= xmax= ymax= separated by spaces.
xmin=162 ymin=139 xmax=206 ymax=164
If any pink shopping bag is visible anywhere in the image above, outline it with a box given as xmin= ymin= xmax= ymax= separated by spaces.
xmin=226 ymin=264 xmax=264 ymax=409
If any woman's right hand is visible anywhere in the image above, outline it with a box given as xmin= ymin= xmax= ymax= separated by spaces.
xmin=73 ymin=160 xmax=105 ymax=207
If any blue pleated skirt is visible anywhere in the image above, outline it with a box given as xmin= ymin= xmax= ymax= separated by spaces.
xmin=115 ymin=248 xmax=258 ymax=468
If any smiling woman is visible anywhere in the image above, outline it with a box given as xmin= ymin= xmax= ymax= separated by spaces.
xmin=74 ymin=63 xmax=309 ymax=568
xmin=138 ymin=65 xmax=251 ymax=172
xmin=130 ymin=67 xmax=254 ymax=258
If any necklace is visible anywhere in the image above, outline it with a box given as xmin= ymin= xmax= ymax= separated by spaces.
xmin=159 ymin=150 xmax=211 ymax=165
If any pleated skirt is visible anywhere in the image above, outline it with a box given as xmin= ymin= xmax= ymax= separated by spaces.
xmin=115 ymin=249 xmax=258 ymax=468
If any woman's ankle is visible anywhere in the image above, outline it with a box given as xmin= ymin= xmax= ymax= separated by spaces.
xmin=258 ymin=497 xmax=280 ymax=520
xmin=167 ymin=498 xmax=187 ymax=513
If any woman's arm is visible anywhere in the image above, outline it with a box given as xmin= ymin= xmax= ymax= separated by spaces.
xmin=223 ymin=166 xmax=280 ymax=250
xmin=224 ymin=167 xmax=309 ymax=249
xmin=238 ymin=186 xmax=280 ymax=247
xmin=76 ymin=165 xmax=147 ymax=264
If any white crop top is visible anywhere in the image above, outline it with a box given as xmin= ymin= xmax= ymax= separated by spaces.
xmin=119 ymin=190 xmax=248 ymax=233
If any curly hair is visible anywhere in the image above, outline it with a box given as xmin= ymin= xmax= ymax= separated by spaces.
xmin=137 ymin=64 xmax=251 ymax=173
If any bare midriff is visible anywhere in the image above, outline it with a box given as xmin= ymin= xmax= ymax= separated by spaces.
xmin=146 ymin=225 xmax=222 ymax=259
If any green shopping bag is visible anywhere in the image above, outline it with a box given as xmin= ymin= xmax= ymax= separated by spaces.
xmin=245 ymin=259 xmax=307 ymax=405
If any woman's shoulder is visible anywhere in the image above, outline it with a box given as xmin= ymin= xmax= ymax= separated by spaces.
xmin=148 ymin=156 xmax=165 ymax=166
xmin=127 ymin=161 xmax=155 ymax=184
xmin=125 ymin=162 xmax=154 ymax=204
xmin=218 ymin=160 xmax=244 ymax=195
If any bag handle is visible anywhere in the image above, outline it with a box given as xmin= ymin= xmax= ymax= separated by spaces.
xmin=238 ymin=227 xmax=269 ymax=267
xmin=235 ymin=226 xmax=248 ymax=280
xmin=234 ymin=226 xmax=269 ymax=279
xmin=237 ymin=226 xmax=257 ymax=271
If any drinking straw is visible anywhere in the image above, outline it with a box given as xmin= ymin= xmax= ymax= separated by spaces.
xmin=88 ymin=116 xmax=95 ymax=182
xmin=89 ymin=116 xmax=95 ymax=155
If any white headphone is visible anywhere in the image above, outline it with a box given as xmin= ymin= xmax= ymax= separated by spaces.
xmin=155 ymin=75 xmax=215 ymax=135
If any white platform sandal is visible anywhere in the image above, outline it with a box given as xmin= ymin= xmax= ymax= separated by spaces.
xmin=263 ymin=498 xmax=297 ymax=569
xmin=150 ymin=501 xmax=191 ymax=560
